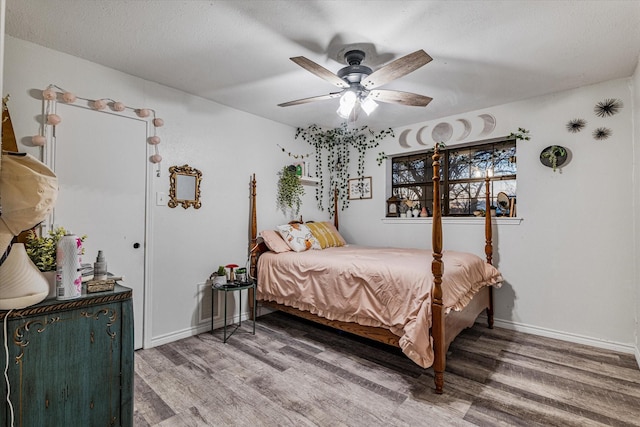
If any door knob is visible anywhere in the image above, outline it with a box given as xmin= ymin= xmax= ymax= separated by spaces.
xmin=133 ymin=243 xmax=141 ymax=249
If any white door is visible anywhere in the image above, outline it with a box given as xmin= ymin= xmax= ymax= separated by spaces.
xmin=51 ymin=104 xmax=147 ymax=349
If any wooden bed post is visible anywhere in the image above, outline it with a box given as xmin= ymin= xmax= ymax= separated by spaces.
xmin=249 ymin=174 xmax=258 ymax=320
xmin=431 ymin=145 xmax=445 ymax=394
xmin=484 ymin=175 xmax=495 ymax=329
xmin=249 ymin=174 xmax=258 ymax=279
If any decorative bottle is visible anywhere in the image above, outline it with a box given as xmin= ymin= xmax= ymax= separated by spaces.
xmin=56 ymin=232 xmax=82 ymax=300
xmin=94 ymin=250 xmax=107 ymax=281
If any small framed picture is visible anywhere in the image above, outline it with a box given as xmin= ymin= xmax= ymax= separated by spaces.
xmin=348 ymin=176 xmax=372 ymax=200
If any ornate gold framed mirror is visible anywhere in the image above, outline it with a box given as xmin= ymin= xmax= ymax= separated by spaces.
xmin=168 ymin=164 xmax=202 ymax=209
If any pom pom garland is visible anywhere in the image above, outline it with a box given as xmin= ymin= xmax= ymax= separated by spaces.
xmin=39 ymin=85 xmax=163 ymax=168
xmin=47 ymin=114 xmax=61 ymax=125
xmin=61 ymin=92 xmax=77 ymax=103
xmin=32 ymin=135 xmax=46 ymax=146
xmin=112 ymin=101 xmax=126 ymax=112
xmin=42 ymin=88 xmax=57 ymax=100
xmin=92 ymin=99 xmax=107 ymax=110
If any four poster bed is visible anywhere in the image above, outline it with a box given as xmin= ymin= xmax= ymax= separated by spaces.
xmin=248 ymin=146 xmax=502 ymax=394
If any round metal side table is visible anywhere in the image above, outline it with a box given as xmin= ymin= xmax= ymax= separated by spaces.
xmin=211 ymin=281 xmax=256 ymax=343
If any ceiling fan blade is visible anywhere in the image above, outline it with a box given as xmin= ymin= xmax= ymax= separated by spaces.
xmin=290 ymin=56 xmax=351 ymax=89
xmin=360 ymin=50 xmax=433 ymax=89
xmin=278 ymin=92 xmax=343 ymax=107
xmin=369 ymin=89 xmax=433 ymax=107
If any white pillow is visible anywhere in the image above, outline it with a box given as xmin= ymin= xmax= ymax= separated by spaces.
xmin=276 ymin=223 xmax=321 ymax=252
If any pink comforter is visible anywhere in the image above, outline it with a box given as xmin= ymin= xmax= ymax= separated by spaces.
xmin=257 ymin=245 xmax=502 ymax=368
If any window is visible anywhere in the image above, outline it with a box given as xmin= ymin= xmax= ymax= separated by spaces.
xmin=391 ymin=138 xmax=516 ymax=216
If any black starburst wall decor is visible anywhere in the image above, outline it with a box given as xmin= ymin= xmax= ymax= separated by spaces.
xmin=566 ymin=118 xmax=586 ymax=133
xmin=594 ymin=98 xmax=623 ymax=117
xmin=592 ymin=127 xmax=612 ymax=140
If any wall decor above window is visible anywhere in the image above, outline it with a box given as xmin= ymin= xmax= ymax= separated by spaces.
xmin=478 ymin=113 xmax=496 ymax=137
xmin=399 ymin=114 xmax=498 ymax=148
xmin=594 ymin=98 xmax=623 ymax=117
xmin=592 ymin=127 xmax=612 ymax=140
xmin=566 ymin=118 xmax=587 ymax=133
xmin=431 ymin=122 xmax=453 ymax=144
xmin=456 ymin=118 xmax=472 ymax=141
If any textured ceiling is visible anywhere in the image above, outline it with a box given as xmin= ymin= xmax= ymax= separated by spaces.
xmin=5 ymin=0 xmax=640 ymax=129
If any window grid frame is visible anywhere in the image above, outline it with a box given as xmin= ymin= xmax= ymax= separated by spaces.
xmin=391 ymin=138 xmax=516 ymax=217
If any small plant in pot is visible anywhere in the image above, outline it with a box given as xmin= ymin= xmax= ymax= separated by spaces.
xmin=210 ymin=265 xmax=227 ymax=288
xmin=539 ymin=145 xmax=567 ymax=172
xmin=277 ymin=165 xmax=305 ymax=219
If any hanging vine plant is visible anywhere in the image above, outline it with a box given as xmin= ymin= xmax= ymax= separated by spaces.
xmin=277 ymin=165 xmax=305 ymax=219
xmin=295 ymin=123 xmax=394 ymax=216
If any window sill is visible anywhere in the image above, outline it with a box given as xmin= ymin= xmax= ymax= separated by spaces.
xmin=381 ymin=217 xmax=523 ymax=225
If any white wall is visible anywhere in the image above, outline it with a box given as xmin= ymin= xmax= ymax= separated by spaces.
xmin=633 ymin=57 xmax=640 ymax=365
xmin=341 ymin=78 xmax=636 ymax=353
xmin=3 ymin=36 xmax=325 ymax=347
xmin=4 ymin=35 xmax=639 ymax=356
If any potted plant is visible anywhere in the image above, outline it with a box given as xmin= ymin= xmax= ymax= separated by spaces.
xmin=25 ymin=227 xmax=86 ymax=272
xmin=277 ymin=165 xmax=305 ymax=218
xmin=210 ymin=265 xmax=227 ymax=288
xmin=539 ymin=145 xmax=567 ymax=172
xmin=235 ymin=267 xmax=247 ymax=283
xmin=25 ymin=226 xmax=86 ymax=296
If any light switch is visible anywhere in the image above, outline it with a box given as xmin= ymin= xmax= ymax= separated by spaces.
xmin=156 ymin=192 xmax=167 ymax=206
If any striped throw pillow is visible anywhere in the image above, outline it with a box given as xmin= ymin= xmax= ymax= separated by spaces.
xmin=305 ymin=222 xmax=346 ymax=249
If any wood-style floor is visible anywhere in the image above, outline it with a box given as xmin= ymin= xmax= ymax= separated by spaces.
xmin=134 ymin=312 xmax=640 ymax=426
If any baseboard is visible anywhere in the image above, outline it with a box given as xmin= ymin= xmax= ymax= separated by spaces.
xmin=148 ymin=312 xmax=250 ymax=348
xmin=479 ymin=316 xmax=636 ymax=355
xmin=150 ymin=312 xmax=639 ymax=364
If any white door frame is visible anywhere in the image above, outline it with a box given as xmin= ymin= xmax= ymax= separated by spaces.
xmin=44 ymin=100 xmax=155 ymax=350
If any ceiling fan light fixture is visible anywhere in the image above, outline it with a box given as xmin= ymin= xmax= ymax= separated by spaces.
xmin=361 ymin=95 xmax=378 ymax=116
xmin=340 ymin=90 xmax=357 ymax=107
xmin=281 ymin=48 xmax=432 ymax=119
xmin=336 ymin=103 xmax=352 ymax=119
xmin=337 ymin=91 xmax=358 ymax=119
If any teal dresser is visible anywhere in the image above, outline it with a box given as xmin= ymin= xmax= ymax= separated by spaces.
xmin=0 ymin=285 xmax=134 ymax=427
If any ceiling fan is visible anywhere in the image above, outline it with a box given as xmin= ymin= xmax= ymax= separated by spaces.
xmin=278 ymin=48 xmax=433 ymax=120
